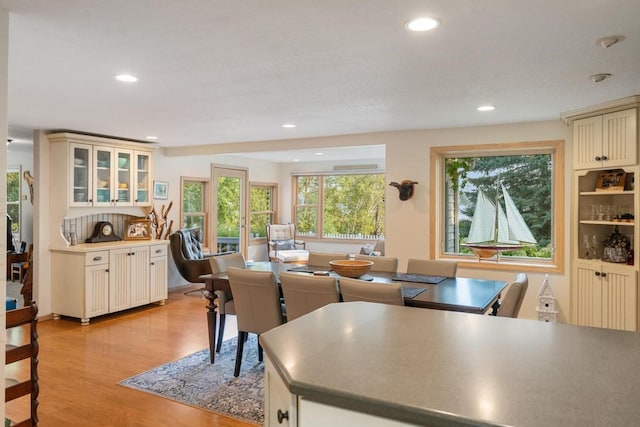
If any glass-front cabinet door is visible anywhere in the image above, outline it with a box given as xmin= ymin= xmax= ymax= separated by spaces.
xmin=93 ymin=147 xmax=114 ymax=206
xmin=70 ymin=142 xmax=92 ymax=206
xmin=115 ymin=149 xmax=134 ymax=206
xmin=134 ymin=151 xmax=152 ymax=206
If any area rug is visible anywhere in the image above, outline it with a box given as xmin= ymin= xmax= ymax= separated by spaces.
xmin=119 ymin=336 xmax=264 ymax=425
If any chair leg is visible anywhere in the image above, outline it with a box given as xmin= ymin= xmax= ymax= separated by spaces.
xmin=216 ymin=313 xmax=226 ymax=353
xmin=234 ymin=331 xmax=247 ymax=377
xmin=258 ymin=338 xmax=264 ymax=363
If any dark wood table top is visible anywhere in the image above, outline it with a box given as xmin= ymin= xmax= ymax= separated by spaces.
xmin=202 ymin=261 xmax=507 ymax=314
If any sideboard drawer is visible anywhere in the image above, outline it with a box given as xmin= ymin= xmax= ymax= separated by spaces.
xmin=150 ymin=244 xmax=167 ymax=257
xmin=85 ymin=251 xmax=109 ymax=266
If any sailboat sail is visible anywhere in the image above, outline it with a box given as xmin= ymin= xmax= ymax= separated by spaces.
xmin=465 ymin=185 xmax=536 ymax=258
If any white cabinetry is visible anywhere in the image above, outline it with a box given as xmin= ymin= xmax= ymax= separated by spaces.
xmin=573 ymin=108 xmax=637 ymax=170
xmin=50 ymin=132 xmax=154 ymax=209
xmin=265 ymin=358 xmax=297 ymax=427
xmin=51 ymin=241 xmax=168 ymax=325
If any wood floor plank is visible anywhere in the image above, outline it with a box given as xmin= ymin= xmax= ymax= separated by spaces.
xmin=5 ymin=285 xmax=254 ymax=427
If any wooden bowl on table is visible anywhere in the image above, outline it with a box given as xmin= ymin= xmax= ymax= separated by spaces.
xmin=329 ymin=260 xmax=374 ymax=278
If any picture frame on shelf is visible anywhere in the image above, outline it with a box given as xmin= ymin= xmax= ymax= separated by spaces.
xmin=595 ymin=169 xmax=626 ymax=192
xmin=124 ymin=218 xmax=151 ymax=240
xmin=153 ymin=181 xmax=168 ymax=199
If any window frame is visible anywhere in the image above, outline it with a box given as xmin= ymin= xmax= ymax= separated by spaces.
xmin=249 ymin=181 xmax=278 ymax=245
xmin=7 ymin=167 xmax=22 ymax=245
xmin=292 ymin=171 xmax=386 ymax=242
xmin=180 ymin=176 xmax=210 ymax=249
xmin=430 ymin=140 xmax=565 ymax=273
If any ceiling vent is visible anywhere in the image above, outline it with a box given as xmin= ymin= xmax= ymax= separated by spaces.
xmin=333 ymin=164 xmax=378 ymax=171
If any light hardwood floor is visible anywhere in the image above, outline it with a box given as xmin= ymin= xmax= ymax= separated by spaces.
xmin=5 ymin=285 xmax=254 ymax=427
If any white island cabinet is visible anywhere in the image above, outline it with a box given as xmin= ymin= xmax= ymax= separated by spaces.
xmin=51 ymin=240 xmax=168 ymax=325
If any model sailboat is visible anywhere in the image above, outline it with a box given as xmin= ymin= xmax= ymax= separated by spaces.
xmin=464 ymin=185 xmax=537 ymax=259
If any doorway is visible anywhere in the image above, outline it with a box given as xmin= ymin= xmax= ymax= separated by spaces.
xmin=211 ymin=165 xmax=248 ymax=257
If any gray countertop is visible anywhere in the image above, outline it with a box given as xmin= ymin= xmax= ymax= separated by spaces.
xmin=260 ymin=302 xmax=640 ymax=426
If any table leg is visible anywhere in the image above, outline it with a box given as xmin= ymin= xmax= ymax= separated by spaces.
xmin=204 ymin=290 xmax=218 ymax=363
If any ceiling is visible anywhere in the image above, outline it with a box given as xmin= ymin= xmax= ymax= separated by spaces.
xmin=2 ymin=0 xmax=640 ymax=159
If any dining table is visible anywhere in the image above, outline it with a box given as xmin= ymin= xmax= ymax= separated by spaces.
xmin=200 ymin=261 xmax=508 ymax=363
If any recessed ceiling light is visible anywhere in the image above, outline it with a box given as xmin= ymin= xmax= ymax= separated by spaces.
xmin=477 ymin=105 xmax=496 ymax=112
xmin=293 ymin=158 xmax=301 ymax=162
xmin=314 ymin=152 xmax=324 ymax=156
xmin=405 ymin=17 xmax=440 ymax=32
xmin=115 ymin=74 xmax=138 ymax=83
xmin=596 ymin=35 xmax=624 ymax=48
xmin=589 ymin=73 xmax=611 ymax=83
xmin=145 ymin=136 xmax=158 ymax=140
xmin=282 ymin=123 xmax=296 ymax=128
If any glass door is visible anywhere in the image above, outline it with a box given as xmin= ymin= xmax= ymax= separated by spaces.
xmin=134 ymin=151 xmax=152 ymax=206
xmin=93 ymin=147 xmax=113 ymax=206
xmin=212 ymin=166 xmax=248 ymax=256
xmin=70 ymin=143 xmax=92 ymax=206
xmin=115 ymin=149 xmax=133 ymax=206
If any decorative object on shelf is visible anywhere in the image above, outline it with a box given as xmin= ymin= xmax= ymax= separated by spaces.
xmin=85 ymin=221 xmax=122 ymax=243
xmin=602 ymin=226 xmax=630 ymax=263
xmin=153 ymin=180 xmax=168 ymax=199
xmin=389 ymin=180 xmax=418 ymax=201
xmin=124 ymin=218 xmax=151 ymax=241
xmin=536 ymin=274 xmax=558 ymax=322
xmin=595 ymin=169 xmax=626 ymax=192
xmin=148 ymin=201 xmax=173 ymax=239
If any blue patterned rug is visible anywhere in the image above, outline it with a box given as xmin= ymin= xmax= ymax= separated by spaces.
xmin=119 ymin=336 xmax=264 ymax=425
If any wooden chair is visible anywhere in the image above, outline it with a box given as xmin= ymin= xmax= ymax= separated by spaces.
xmin=406 ymin=259 xmax=457 ymax=277
xmin=308 ymin=252 xmax=349 ymax=268
xmin=227 ymin=267 xmax=285 ymax=377
xmin=208 ymin=252 xmax=246 ymax=352
xmin=355 ymin=255 xmax=398 ymax=273
xmin=279 ymin=272 xmax=339 ymax=321
xmin=339 ymin=277 xmax=404 ymax=306
xmin=497 ymin=273 xmax=529 ymax=318
xmin=5 ymin=303 xmax=39 ymax=427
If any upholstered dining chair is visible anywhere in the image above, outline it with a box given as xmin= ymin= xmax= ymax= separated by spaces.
xmin=406 ymin=259 xmax=458 ymax=277
xmin=279 ymin=272 xmax=340 ymax=321
xmin=497 ymin=273 xmax=529 ymax=318
xmin=227 ymin=267 xmax=286 ymax=377
xmin=169 ymin=228 xmax=213 ymax=284
xmin=209 ymin=252 xmax=247 ymax=352
xmin=308 ymin=252 xmax=349 ymax=268
xmin=355 ymin=254 xmax=399 ymax=273
xmin=338 ymin=277 xmax=404 ymax=306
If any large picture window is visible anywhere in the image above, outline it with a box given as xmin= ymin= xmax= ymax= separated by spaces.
xmin=431 ymin=140 xmax=564 ymax=272
xmin=293 ymin=173 xmax=385 ymax=240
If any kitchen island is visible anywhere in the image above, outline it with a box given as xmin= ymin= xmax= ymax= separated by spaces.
xmin=260 ymin=302 xmax=640 ymax=426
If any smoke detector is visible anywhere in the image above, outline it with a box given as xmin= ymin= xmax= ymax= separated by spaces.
xmin=589 ymin=73 xmax=611 ymax=83
xmin=596 ymin=36 xmax=624 ymax=48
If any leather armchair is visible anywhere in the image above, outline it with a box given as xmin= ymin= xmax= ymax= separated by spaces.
xmin=169 ymin=228 xmax=213 ymax=283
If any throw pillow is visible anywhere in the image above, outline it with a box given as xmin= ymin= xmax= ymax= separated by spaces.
xmin=276 ymin=239 xmax=295 ymax=250
xmin=360 ymin=244 xmax=374 ymax=255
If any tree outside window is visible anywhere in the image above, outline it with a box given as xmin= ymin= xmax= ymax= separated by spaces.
xmin=181 ymin=178 xmax=208 ymax=246
xmin=294 ymin=173 xmax=385 ymax=240
xmin=7 ymin=169 xmax=21 ymax=242
xmin=250 ymin=183 xmax=277 ymax=239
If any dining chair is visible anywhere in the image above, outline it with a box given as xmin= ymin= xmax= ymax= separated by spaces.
xmin=497 ymin=273 xmax=528 ymax=318
xmin=308 ymin=252 xmax=349 ymax=268
xmin=227 ymin=267 xmax=285 ymax=377
xmin=406 ymin=259 xmax=457 ymax=277
xmin=209 ymin=252 xmax=246 ymax=352
xmin=355 ymin=254 xmax=398 ymax=273
xmin=279 ymin=272 xmax=339 ymax=321
xmin=338 ymin=277 xmax=404 ymax=306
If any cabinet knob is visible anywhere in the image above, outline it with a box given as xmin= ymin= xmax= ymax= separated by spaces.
xmin=277 ymin=409 xmax=289 ymax=423
xmin=105 ymin=268 xmax=109 ymax=272
xmin=595 ymin=156 xmax=602 ymax=161
xmin=93 ymin=256 xmax=103 ymax=261
xmin=602 ymin=155 xmax=608 ymax=161
xmin=601 ymin=272 xmax=607 ymax=278
xmin=595 ymin=271 xmax=601 ymax=276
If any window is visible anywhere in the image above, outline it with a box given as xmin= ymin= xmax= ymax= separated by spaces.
xmin=431 ymin=140 xmax=564 ymax=272
xmin=181 ymin=177 xmax=209 ymax=247
xmin=250 ymin=183 xmax=277 ymax=241
xmin=7 ymin=168 xmax=21 ymax=244
xmin=293 ymin=173 xmax=385 ymax=240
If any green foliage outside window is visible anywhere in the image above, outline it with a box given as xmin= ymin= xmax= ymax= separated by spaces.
xmin=7 ymin=171 xmax=20 ymax=233
xmin=182 ymin=182 xmax=206 ymax=232
xmin=295 ymin=174 xmax=385 ymax=239
xmin=250 ymin=185 xmax=274 ymax=238
xmin=217 ymin=176 xmax=241 ymax=237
